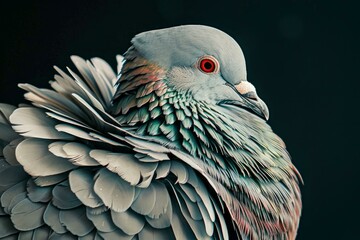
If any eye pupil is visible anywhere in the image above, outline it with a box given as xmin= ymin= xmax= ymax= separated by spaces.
xmin=200 ymin=58 xmax=216 ymax=73
xmin=204 ymin=61 xmax=212 ymax=69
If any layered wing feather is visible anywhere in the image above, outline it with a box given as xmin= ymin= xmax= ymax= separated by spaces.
xmin=0 ymin=57 xmax=227 ymax=239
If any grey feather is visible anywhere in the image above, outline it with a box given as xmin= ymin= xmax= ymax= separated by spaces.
xmin=95 ymin=233 xmax=104 ymax=240
xmin=19 ymin=83 xmax=86 ymax=118
xmin=145 ymin=210 xmax=172 ymax=230
xmin=51 ymin=65 xmax=85 ymax=96
xmin=45 ymin=111 xmax=92 ymax=131
xmin=33 ymin=173 xmax=68 ymax=187
xmin=86 ymin=207 xmax=116 ymax=232
xmin=86 ymin=60 xmax=114 ymax=107
xmin=1 ymin=180 xmax=27 ymax=214
xmin=26 ymin=179 xmax=52 ymax=203
xmin=89 ymin=132 xmax=128 ymax=148
xmin=79 ymin=231 xmax=97 ymax=240
xmin=61 ymin=142 xmax=99 ymax=166
xmin=0 ymin=104 xmax=16 ymax=123
xmin=6 ymin=192 xmax=27 ymax=216
xmin=188 ymin=169 xmax=216 ymax=222
xmin=0 ymin=124 xmax=18 ymax=143
xmin=197 ymin=199 xmax=214 ymax=236
xmin=211 ymin=198 xmax=228 ymax=240
xmin=52 ymin=181 xmax=82 ymax=209
xmin=91 ymin=57 xmax=116 ymax=83
xmin=138 ymin=225 xmax=175 ymax=240
xmin=0 ymin=205 xmax=5 ymax=215
xmin=97 ymin=229 xmax=133 ymax=240
xmin=49 ymin=232 xmax=77 ymax=240
xmin=2 ymin=139 xmax=22 ymax=166
xmin=179 ymin=184 xmax=199 ymax=203
xmin=17 ymin=231 xmax=34 ymax=240
xmin=125 ymin=136 xmax=170 ymax=154
xmin=169 ymin=161 xmax=189 ymax=184
xmin=133 ymin=148 xmax=169 ymax=162
xmin=116 ymin=55 xmax=124 ymax=76
xmin=0 ymin=234 xmax=17 ymax=240
xmin=0 ymin=103 xmax=18 ymax=142
xmin=90 ymin=150 xmax=157 ymax=187
xmin=176 ymin=186 xmax=202 ymax=221
xmin=59 ymin=206 xmax=94 ymax=236
xmin=10 ymin=107 xmax=74 ymax=140
xmin=29 ymin=226 xmax=51 ymax=240
xmin=0 ymin=168 xmax=27 ymax=196
xmin=93 ymin=168 xmax=135 ymax=212
xmin=146 ymin=182 xmax=171 ymax=219
xmin=47 ymin=141 xmax=68 ymax=158
xmin=43 ymin=203 xmax=67 ymax=234
xmin=55 ymin=124 xmax=100 ymax=142
xmin=69 ymin=169 xmax=103 ymax=208
xmin=111 ymin=210 xmax=145 ymax=235
xmin=86 ymin=205 xmax=108 ymax=215
xmin=16 ymin=138 xmax=76 ymax=177
xmin=169 ymin=198 xmax=196 ymax=240
xmin=70 ymin=93 xmax=107 ymax=127
xmin=155 ymin=161 xmax=171 ymax=179
xmin=135 ymin=154 xmax=159 ymax=163
xmin=0 ymin=216 xmax=17 ymax=237
xmin=130 ymin=185 xmax=156 ymax=215
xmin=10 ymin=198 xmax=46 ymax=231
xmin=72 ymin=77 xmax=106 ymax=111
xmin=70 ymin=56 xmax=102 ymax=100
xmin=173 ymin=185 xmax=210 ymax=239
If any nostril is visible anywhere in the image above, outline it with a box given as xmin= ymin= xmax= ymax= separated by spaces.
xmin=235 ymin=81 xmax=257 ymax=95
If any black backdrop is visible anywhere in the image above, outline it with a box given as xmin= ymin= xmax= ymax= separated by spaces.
xmin=0 ymin=1 xmax=358 ymax=239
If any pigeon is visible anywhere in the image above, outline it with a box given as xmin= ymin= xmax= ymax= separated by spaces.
xmin=0 ymin=25 xmax=302 ymax=239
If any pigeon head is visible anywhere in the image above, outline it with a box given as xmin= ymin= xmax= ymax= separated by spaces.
xmin=132 ymin=25 xmax=246 ymax=85
xmin=114 ymin=25 xmax=269 ymax=121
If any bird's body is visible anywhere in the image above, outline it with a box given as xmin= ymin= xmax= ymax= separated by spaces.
xmin=0 ymin=25 xmax=301 ymax=239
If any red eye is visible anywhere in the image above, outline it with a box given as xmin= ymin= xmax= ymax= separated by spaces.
xmin=198 ymin=56 xmax=219 ymax=74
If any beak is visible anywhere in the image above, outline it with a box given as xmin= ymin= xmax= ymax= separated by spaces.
xmin=220 ymin=82 xmax=269 ymax=121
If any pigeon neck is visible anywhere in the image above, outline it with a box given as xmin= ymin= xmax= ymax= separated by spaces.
xmin=112 ymin=48 xmax=302 ymax=238
xmin=114 ymin=58 xmax=284 ymax=174
xmin=113 ymin=47 xmax=298 ymax=182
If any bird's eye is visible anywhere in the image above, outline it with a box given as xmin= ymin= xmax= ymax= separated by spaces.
xmin=198 ymin=56 xmax=219 ymax=74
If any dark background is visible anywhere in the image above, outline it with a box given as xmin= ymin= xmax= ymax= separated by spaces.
xmin=0 ymin=0 xmax=358 ymax=239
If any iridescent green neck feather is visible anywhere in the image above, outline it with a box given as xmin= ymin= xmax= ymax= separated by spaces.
xmin=113 ymin=47 xmax=302 ymax=239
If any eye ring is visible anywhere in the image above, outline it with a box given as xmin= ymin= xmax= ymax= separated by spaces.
xmin=197 ymin=55 xmax=220 ymax=74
